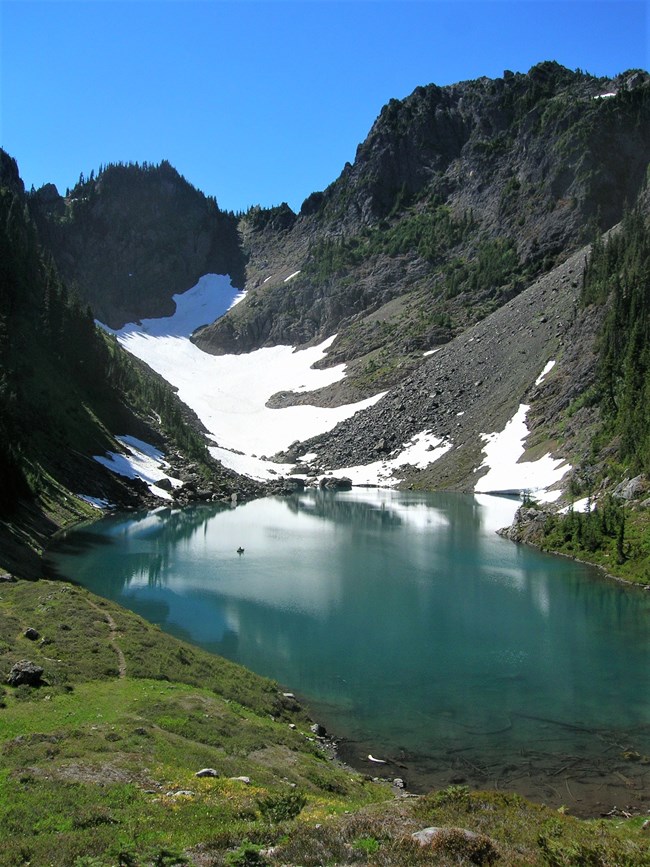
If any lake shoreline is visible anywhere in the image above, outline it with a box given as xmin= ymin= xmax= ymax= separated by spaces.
xmin=40 ymin=491 xmax=650 ymax=821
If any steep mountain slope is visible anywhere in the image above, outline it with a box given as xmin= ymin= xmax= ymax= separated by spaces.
xmin=30 ymin=160 xmax=246 ymax=328
xmin=275 ymin=244 xmax=590 ymax=486
xmin=6 ymin=62 xmax=649 ymax=527
xmin=0 ymin=152 xmax=260 ymax=576
xmin=194 ymin=63 xmax=649 ymax=392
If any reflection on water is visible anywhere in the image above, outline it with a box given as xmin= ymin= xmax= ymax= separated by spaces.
xmin=46 ymin=490 xmax=650 ymax=814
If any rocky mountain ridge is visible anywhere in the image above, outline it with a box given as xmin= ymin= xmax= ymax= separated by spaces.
xmin=29 ymin=160 xmax=246 ymax=328
xmin=6 ymin=60 xmax=650 ymax=514
xmin=193 ymin=63 xmax=649 ymax=372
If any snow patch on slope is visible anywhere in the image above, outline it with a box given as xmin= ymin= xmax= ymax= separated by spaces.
xmin=106 ymin=275 xmax=385 ymax=481
xmin=115 ymin=274 xmax=245 ymax=338
xmin=76 ymin=494 xmax=114 ymax=510
xmin=535 ymin=359 xmax=555 ymax=385
xmin=333 ymin=430 xmax=452 ymax=487
xmin=93 ymin=435 xmax=183 ymax=500
xmin=474 ymin=404 xmax=569 ymax=498
xmin=474 ymin=360 xmax=569 ymax=499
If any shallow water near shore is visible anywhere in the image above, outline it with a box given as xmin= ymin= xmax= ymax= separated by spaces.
xmin=46 ymin=489 xmax=650 ymax=815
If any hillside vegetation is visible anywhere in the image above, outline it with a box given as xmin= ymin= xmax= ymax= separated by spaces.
xmin=519 ymin=205 xmax=650 ymax=584
xmin=1 ymin=578 xmax=649 ymax=866
xmin=30 ymin=160 xmax=246 ymax=328
xmin=0 ymin=151 xmax=258 ymax=576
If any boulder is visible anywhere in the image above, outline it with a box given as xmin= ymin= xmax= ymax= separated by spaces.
xmin=24 ymin=627 xmax=40 ymax=641
xmin=413 ymin=827 xmax=478 ymax=846
xmin=7 ymin=659 xmax=45 ymax=687
xmin=412 ymin=826 xmax=499 ymax=863
xmin=195 ymin=768 xmax=219 ymax=778
xmin=319 ymin=476 xmax=352 ymax=490
xmin=614 ymin=474 xmax=647 ymax=501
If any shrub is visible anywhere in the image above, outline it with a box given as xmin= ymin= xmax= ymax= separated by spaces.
xmin=225 ymin=842 xmax=268 ymax=866
xmin=257 ymin=790 xmax=307 ymax=823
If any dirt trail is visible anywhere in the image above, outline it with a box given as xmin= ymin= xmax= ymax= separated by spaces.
xmin=84 ymin=597 xmax=127 ymax=678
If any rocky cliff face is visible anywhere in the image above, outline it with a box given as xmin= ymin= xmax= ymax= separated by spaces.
xmin=30 ymin=161 xmax=246 ymax=328
xmin=194 ymin=63 xmax=650 ymax=373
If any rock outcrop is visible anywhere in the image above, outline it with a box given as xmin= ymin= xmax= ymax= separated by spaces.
xmin=194 ymin=64 xmax=650 ymax=364
xmin=6 ymin=660 xmax=45 ymax=687
xmin=29 ymin=161 xmax=246 ymax=328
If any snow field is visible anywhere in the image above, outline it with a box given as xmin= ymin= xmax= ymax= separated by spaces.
xmin=333 ymin=431 xmax=452 ymax=487
xmin=104 ymin=274 xmax=386 ymax=481
xmin=99 ymin=279 xmax=574 ymax=497
xmin=93 ymin=435 xmax=183 ymax=500
xmin=474 ymin=404 xmax=569 ymax=499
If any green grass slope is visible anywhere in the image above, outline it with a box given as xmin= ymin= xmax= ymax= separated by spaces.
xmin=1 ymin=578 xmax=649 ymax=866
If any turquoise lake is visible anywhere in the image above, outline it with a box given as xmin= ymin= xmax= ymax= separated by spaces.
xmin=46 ymin=489 xmax=650 ymax=814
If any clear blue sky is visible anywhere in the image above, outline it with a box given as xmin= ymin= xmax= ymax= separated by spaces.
xmin=1 ymin=0 xmax=648 ymax=214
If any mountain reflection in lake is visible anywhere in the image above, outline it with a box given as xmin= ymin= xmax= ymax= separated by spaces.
xmin=46 ymin=489 xmax=650 ymax=815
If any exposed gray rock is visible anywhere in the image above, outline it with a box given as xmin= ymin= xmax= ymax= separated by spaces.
xmin=498 ymin=506 xmax=552 ymax=544
xmin=412 ymin=826 xmax=478 ymax=846
xmin=319 ymin=476 xmax=352 ymax=490
xmin=195 ymin=65 xmax=650 ymax=362
xmin=613 ymin=475 xmax=647 ymax=501
xmin=7 ymin=659 xmax=45 ymax=687
xmin=195 ymin=768 xmax=219 ymax=778
xmin=412 ymin=825 xmax=499 ymax=862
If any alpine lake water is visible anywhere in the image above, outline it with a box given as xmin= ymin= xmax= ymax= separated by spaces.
xmin=46 ymin=489 xmax=650 ymax=816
